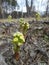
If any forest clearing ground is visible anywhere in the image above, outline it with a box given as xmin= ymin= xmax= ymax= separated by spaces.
xmin=0 ymin=17 xmax=49 ymax=22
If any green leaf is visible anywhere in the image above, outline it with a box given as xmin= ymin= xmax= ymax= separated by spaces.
xmin=12 ymin=37 xmax=18 ymax=43
xmin=18 ymin=42 xmax=23 ymax=46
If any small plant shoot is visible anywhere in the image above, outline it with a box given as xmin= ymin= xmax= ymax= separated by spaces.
xmin=19 ymin=18 xmax=30 ymax=35
xmin=12 ymin=32 xmax=25 ymax=60
xmin=8 ymin=15 xmax=12 ymax=22
xmin=35 ymin=12 xmax=41 ymax=21
xmin=12 ymin=32 xmax=25 ymax=52
xmin=19 ymin=18 xmax=24 ymax=24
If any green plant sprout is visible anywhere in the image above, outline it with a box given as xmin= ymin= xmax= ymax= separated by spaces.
xmin=35 ymin=12 xmax=41 ymax=21
xmin=19 ymin=18 xmax=30 ymax=35
xmin=12 ymin=32 xmax=25 ymax=52
xmin=8 ymin=15 xmax=12 ymax=22
xmin=22 ymin=22 xmax=29 ymax=35
xmin=19 ymin=18 xmax=24 ymax=24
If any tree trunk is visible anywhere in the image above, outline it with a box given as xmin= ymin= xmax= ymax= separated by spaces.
xmin=45 ymin=0 xmax=49 ymax=16
xmin=26 ymin=0 xmax=33 ymax=17
xmin=0 ymin=0 xmax=4 ymax=18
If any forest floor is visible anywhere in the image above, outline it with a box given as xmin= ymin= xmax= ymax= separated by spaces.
xmin=0 ymin=17 xmax=33 ymax=22
xmin=0 ymin=19 xmax=49 ymax=65
xmin=0 ymin=17 xmax=49 ymax=22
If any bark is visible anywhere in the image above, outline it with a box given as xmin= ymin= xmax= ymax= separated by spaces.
xmin=0 ymin=0 xmax=4 ymax=18
xmin=45 ymin=0 xmax=49 ymax=16
xmin=26 ymin=0 xmax=33 ymax=17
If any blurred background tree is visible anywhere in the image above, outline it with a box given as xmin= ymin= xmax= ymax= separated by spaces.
xmin=0 ymin=0 xmax=49 ymax=19
xmin=0 ymin=0 xmax=17 ymax=18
